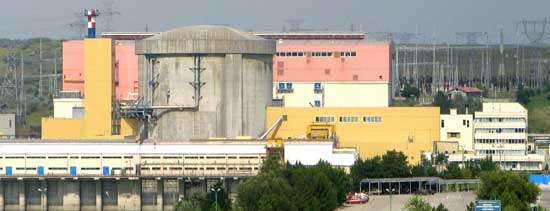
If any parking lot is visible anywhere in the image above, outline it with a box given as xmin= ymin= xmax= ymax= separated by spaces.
xmin=339 ymin=191 xmax=475 ymax=211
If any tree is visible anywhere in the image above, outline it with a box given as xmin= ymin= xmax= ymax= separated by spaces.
xmin=381 ymin=150 xmax=411 ymax=177
xmin=204 ymin=183 xmax=231 ymax=211
xmin=477 ymin=170 xmax=540 ymax=211
xmin=516 ymin=84 xmax=530 ymax=105
xmin=402 ymin=83 xmax=420 ymax=99
xmin=403 ymin=196 xmax=434 ymax=211
xmin=432 ymin=203 xmax=449 ymax=211
xmin=411 ymin=158 xmax=437 ymax=177
xmin=440 ymin=162 xmax=463 ymax=179
xmin=237 ymin=156 xmax=297 ymax=211
xmin=175 ymin=187 xmax=206 ymax=211
xmin=433 ymin=91 xmax=451 ymax=114
xmin=465 ymin=201 xmax=475 ymax=211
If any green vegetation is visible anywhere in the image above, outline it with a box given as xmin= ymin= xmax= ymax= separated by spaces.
xmin=403 ymin=196 xmax=449 ymax=211
xmin=235 ymin=156 xmax=350 ymax=211
xmin=516 ymin=84 xmax=550 ymax=133
xmin=0 ymin=38 xmax=61 ymax=129
xmin=432 ymin=91 xmax=481 ymax=114
xmin=477 ymin=170 xmax=539 ymax=211
xmin=174 ymin=183 xmax=231 ymax=211
xmin=351 ymin=151 xmax=498 ymax=187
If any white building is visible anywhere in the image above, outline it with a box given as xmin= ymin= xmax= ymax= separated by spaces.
xmin=273 ymin=82 xmax=390 ymax=107
xmin=440 ymin=109 xmax=474 ymax=151
xmin=53 ymin=91 xmax=83 ymax=118
xmin=283 ymin=141 xmax=358 ymax=172
xmin=453 ymin=102 xmax=544 ymax=171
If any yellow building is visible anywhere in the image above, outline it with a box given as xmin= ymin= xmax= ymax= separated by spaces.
xmin=266 ymin=107 xmax=440 ymax=163
xmin=42 ymin=38 xmax=137 ymax=140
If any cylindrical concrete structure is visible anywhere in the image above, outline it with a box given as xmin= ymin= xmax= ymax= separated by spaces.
xmin=136 ymin=25 xmax=275 ymax=140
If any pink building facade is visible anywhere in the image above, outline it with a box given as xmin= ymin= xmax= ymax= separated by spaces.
xmin=272 ymin=40 xmax=393 ymax=107
xmin=273 ymin=40 xmax=391 ymax=83
xmin=62 ymin=41 xmax=138 ymax=100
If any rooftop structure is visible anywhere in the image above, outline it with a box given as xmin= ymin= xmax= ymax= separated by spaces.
xmin=0 ymin=113 xmax=15 ymax=139
xmin=101 ymin=32 xmax=160 ymax=40
xmin=253 ymin=31 xmax=365 ymax=40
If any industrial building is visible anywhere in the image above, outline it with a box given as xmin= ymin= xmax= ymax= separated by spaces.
xmin=271 ymin=38 xmax=393 ymax=107
xmin=0 ymin=113 xmax=15 ymax=139
xmin=42 ymin=39 xmax=137 ymax=140
xmin=134 ymin=25 xmax=275 ymax=140
xmin=62 ymin=40 xmax=139 ymax=100
xmin=448 ymin=102 xmax=543 ymax=170
xmin=0 ymin=139 xmax=356 ymax=211
xmin=440 ymin=109 xmax=474 ymax=151
xmin=266 ymin=107 xmax=440 ymax=163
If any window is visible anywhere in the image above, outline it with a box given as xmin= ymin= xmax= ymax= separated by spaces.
xmin=314 ymin=100 xmax=321 ymax=107
xmin=441 ymin=120 xmax=445 ymax=128
xmin=278 ymin=83 xmax=285 ymax=90
xmin=353 ymin=75 xmax=359 ymax=81
xmin=286 ymin=82 xmax=293 ymax=89
xmin=314 ymin=82 xmax=322 ymax=90
xmin=363 ymin=116 xmax=383 ymax=123
xmin=339 ymin=116 xmax=358 ymax=123
xmin=277 ymin=69 xmax=284 ymax=76
xmin=447 ymin=132 xmax=461 ymax=138
xmin=315 ymin=116 xmax=335 ymax=123
xmin=9 ymin=119 xmax=12 ymax=128
xmin=324 ymin=69 xmax=331 ymax=75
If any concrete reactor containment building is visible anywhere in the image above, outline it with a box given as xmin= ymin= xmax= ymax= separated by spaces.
xmin=135 ymin=25 xmax=276 ymax=140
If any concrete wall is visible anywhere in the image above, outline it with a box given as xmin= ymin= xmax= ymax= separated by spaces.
xmin=139 ymin=54 xmax=273 ymax=140
xmin=273 ymin=82 xmax=389 ymax=107
xmin=266 ymin=107 xmax=440 ymax=164
xmin=0 ymin=114 xmax=15 ymax=139
xmin=53 ymin=98 xmax=83 ymax=118
xmin=0 ymin=178 xmax=238 ymax=211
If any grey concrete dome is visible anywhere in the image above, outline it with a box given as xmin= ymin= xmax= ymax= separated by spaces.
xmin=136 ymin=25 xmax=275 ymax=55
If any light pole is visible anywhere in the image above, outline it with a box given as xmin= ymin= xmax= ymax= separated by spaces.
xmin=210 ymin=187 xmax=222 ymax=211
xmin=385 ymin=188 xmax=396 ymax=211
xmin=37 ymin=186 xmax=47 ymax=211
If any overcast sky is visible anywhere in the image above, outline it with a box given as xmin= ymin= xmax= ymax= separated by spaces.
xmin=1 ymin=0 xmax=549 ymax=43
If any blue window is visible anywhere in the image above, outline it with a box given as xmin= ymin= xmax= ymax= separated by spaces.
xmin=37 ymin=166 xmax=44 ymax=176
xmin=102 ymin=166 xmax=110 ymax=176
xmin=286 ymin=82 xmax=293 ymax=89
xmin=314 ymin=100 xmax=321 ymax=107
xmin=314 ymin=82 xmax=321 ymax=89
xmin=6 ymin=166 xmax=12 ymax=176
xmin=70 ymin=166 xmax=77 ymax=176
xmin=278 ymin=83 xmax=285 ymax=89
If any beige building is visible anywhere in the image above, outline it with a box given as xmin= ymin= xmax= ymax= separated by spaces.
xmin=440 ymin=109 xmax=474 ymax=152
xmin=53 ymin=91 xmax=83 ymax=118
xmin=273 ymin=82 xmax=390 ymax=107
xmin=463 ymin=102 xmax=543 ymax=170
xmin=0 ymin=113 xmax=15 ymax=139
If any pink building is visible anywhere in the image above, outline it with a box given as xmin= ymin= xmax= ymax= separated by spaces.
xmin=273 ymin=40 xmax=391 ymax=82
xmin=271 ymin=39 xmax=393 ymax=107
xmin=62 ymin=40 xmax=138 ymax=100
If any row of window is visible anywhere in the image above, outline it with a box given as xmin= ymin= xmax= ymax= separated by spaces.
xmin=475 ymin=139 xmax=526 ymax=144
xmin=476 ymin=150 xmax=525 ymax=156
xmin=315 ymin=115 xmax=383 ymax=123
xmin=275 ymin=51 xmax=357 ymax=57
xmin=475 ymin=118 xmax=526 ymax=123
xmin=440 ymin=119 xmax=470 ymax=128
xmin=475 ymin=128 xmax=525 ymax=133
